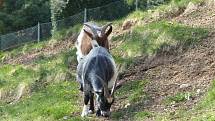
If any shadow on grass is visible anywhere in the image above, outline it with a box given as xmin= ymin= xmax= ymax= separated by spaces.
xmin=111 ymin=80 xmax=154 ymax=120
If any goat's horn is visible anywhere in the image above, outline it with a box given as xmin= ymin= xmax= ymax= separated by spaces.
xmin=84 ymin=23 xmax=98 ymax=39
xmin=111 ymin=79 xmax=117 ymax=96
xmin=101 ymin=23 xmax=112 ymax=35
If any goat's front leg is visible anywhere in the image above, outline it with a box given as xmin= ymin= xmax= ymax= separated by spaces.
xmin=96 ymin=109 xmax=101 ymax=117
xmin=89 ymin=93 xmax=94 ymax=114
xmin=81 ymin=93 xmax=90 ymax=117
xmin=95 ymin=94 xmax=101 ymax=117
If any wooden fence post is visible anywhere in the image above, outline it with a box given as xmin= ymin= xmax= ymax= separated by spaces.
xmin=0 ymin=36 xmax=1 ymax=50
xmin=84 ymin=8 xmax=87 ymax=23
xmin=135 ymin=0 xmax=138 ymax=11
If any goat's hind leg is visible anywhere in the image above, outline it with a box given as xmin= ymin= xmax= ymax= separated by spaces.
xmin=89 ymin=92 xmax=94 ymax=114
xmin=81 ymin=93 xmax=90 ymax=117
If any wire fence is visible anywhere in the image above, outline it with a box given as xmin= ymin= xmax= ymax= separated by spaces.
xmin=0 ymin=26 xmax=38 ymax=50
xmin=0 ymin=0 xmax=165 ymax=51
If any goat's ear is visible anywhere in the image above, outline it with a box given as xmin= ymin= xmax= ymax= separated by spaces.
xmin=105 ymin=26 xmax=112 ymax=37
xmin=83 ymin=29 xmax=93 ymax=39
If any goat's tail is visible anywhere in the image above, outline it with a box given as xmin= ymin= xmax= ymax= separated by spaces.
xmin=91 ymin=39 xmax=99 ymax=48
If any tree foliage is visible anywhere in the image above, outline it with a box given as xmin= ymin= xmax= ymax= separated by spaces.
xmin=0 ymin=0 xmax=164 ymax=35
xmin=0 ymin=0 xmax=121 ymax=35
xmin=0 ymin=0 xmax=50 ymax=35
xmin=62 ymin=0 xmax=116 ymax=17
xmin=50 ymin=0 xmax=69 ymax=33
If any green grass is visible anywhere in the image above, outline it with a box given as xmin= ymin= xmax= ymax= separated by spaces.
xmin=0 ymin=65 xmax=39 ymax=90
xmin=172 ymin=0 xmax=204 ymax=7
xmin=0 ymin=21 xmax=84 ymax=121
xmin=121 ymin=0 xmax=205 ymax=25
xmin=52 ymin=24 xmax=82 ymax=40
xmin=189 ymin=80 xmax=215 ymax=120
xmin=112 ymin=20 xmax=208 ymax=58
xmin=134 ymin=111 xmax=153 ymax=121
xmin=0 ymin=40 xmax=48 ymax=62
xmin=112 ymin=80 xmax=149 ymax=120
xmin=199 ymin=81 xmax=215 ymax=109
xmin=113 ymin=86 xmax=210 ymax=121
xmin=0 ymin=81 xmax=84 ymax=121
xmin=153 ymin=80 xmax=215 ymax=121
xmin=164 ymin=92 xmax=192 ymax=105
xmin=116 ymin=80 xmax=148 ymax=103
xmin=127 ymin=70 xmax=215 ymax=120
xmin=0 ymin=47 xmax=87 ymax=121
xmin=0 ymin=35 xmax=79 ymax=119
xmin=0 ymin=48 xmax=77 ymax=104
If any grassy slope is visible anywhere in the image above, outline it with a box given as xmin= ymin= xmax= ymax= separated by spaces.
xmin=1 ymin=82 xmax=82 ymax=121
xmin=0 ymin=0 xmax=214 ymax=120
xmin=0 ymin=49 xmax=79 ymax=120
xmin=113 ymin=20 xmax=208 ymax=56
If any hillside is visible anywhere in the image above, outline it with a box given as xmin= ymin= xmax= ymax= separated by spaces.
xmin=1 ymin=0 xmax=215 ymax=120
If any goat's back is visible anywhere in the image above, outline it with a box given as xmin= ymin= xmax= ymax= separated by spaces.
xmin=77 ymin=47 xmax=116 ymax=93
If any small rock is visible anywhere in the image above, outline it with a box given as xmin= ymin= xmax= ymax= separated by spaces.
xmin=185 ymin=93 xmax=191 ymax=100
xmin=179 ymin=83 xmax=191 ymax=89
xmin=125 ymin=103 xmax=130 ymax=108
xmin=196 ymin=89 xmax=201 ymax=95
xmin=15 ymin=83 xmax=29 ymax=102
xmin=122 ymin=19 xmax=137 ymax=30
xmin=183 ymin=2 xmax=198 ymax=15
xmin=63 ymin=116 xmax=69 ymax=120
xmin=122 ymin=20 xmax=133 ymax=30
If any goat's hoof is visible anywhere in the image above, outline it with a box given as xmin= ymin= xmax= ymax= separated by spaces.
xmin=81 ymin=112 xmax=88 ymax=117
xmin=81 ymin=105 xmax=89 ymax=117
xmin=96 ymin=110 xmax=101 ymax=117
xmin=88 ymin=110 xmax=94 ymax=114
xmin=81 ymin=110 xmax=89 ymax=117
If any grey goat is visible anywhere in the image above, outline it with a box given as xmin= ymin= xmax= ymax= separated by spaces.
xmin=77 ymin=23 xmax=117 ymax=117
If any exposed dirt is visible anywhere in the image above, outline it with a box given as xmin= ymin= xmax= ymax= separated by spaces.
xmin=174 ymin=3 xmax=215 ymax=28
xmin=117 ymin=31 xmax=215 ymax=113
xmin=1 ymin=35 xmax=77 ymax=65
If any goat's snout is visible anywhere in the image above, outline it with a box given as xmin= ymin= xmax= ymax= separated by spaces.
xmin=101 ymin=111 xmax=110 ymax=117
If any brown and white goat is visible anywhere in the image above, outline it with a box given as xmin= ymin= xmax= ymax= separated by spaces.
xmin=75 ymin=22 xmax=112 ymax=63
